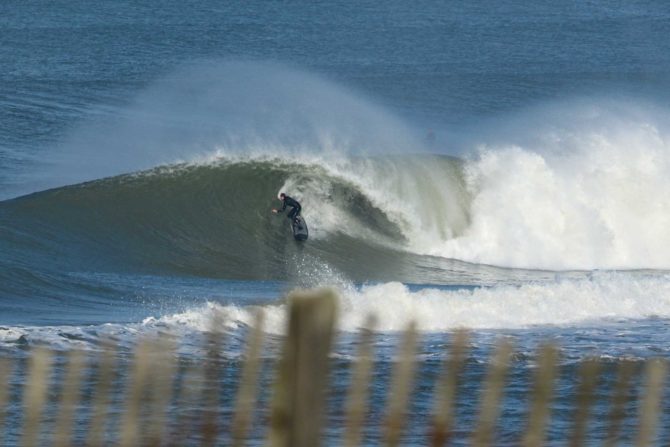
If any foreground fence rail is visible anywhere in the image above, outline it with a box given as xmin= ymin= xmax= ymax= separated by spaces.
xmin=0 ymin=288 xmax=667 ymax=446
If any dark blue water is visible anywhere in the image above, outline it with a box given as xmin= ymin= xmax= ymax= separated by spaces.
xmin=3 ymin=0 xmax=670 ymax=444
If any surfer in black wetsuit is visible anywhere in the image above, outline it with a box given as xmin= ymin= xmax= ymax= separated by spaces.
xmin=272 ymin=193 xmax=301 ymax=223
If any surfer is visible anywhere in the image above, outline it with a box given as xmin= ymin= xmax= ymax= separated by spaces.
xmin=272 ymin=193 xmax=302 ymax=223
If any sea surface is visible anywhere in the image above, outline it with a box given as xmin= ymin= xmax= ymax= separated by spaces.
xmin=2 ymin=0 xmax=670 ymax=444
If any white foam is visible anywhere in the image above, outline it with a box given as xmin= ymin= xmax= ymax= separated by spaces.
xmin=339 ymin=273 xmax=670 ymax=330
xmin=143 ymin=301 xmax=290 ymax=335
xmin=144 ymin=272 xmax=670 ymax=333
xmin=3 ymin=274 xmax=669 ymax=350
xmin=434 ymin=118 xmax=670 ymax=269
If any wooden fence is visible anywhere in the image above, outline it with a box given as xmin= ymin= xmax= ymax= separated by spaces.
xmin=0 ymin=288 xmax=667 ymax=446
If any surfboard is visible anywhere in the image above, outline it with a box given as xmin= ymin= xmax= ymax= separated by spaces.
xmin=291 ymin=216 xmax=308 ymax=241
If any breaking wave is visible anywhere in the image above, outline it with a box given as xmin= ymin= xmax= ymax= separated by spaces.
xmin=3 ymin=61 xmax=670 ymax=277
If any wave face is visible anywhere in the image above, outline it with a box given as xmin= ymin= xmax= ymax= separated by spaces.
xmin=3 ymin=119 xmax=670 ymax=282
xmin=3 ymin=63 xmax=670 ymax=274
xmin=0 ymin=154 xmax=470 ymax=282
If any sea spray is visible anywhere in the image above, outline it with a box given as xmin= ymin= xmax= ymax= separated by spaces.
xmin=437 ymin=116 xmax=670 ymax=270
xmin=25 ymin=61 xmax=426 ymax=196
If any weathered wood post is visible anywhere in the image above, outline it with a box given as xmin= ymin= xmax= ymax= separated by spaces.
xmin=267 ymin=288 xmax=338 ymax=447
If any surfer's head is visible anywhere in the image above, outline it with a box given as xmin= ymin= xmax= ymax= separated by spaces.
xmin=279 ymin=193 xmax=286 ymax=200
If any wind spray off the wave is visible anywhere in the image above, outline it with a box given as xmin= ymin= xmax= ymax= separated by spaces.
xmin=21 ymin=61 xmax=427 ymax=197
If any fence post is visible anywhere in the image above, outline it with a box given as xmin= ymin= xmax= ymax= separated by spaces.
xmin=118 ymin=340 xmax=152 ymax=447
xmin=146 ymin=337 xmax=177 ymax=447
xmin=603 ymin=360 xmax=636 ymax=447
xmin=85 ymin=340 xmax=117 ymax=447
xmin=53 ymin=349 xmax=87 ymax=447
xmin=200 ymin=311 xmax=225 ymax=447
xmin=231 ymin=310 xmax=266 ymax=447
xmin=471 ymin=339 xmax=513 ymax=447
xmin=342 ymin=316 xmax=377 ymax=447
xmin=267 ymin=288 xmax=338 ymax=447
xmin=20 ymin=346 xmax=53 ymax=447
xmin=521 ymin=343 xmax=558 ymax=447
xmin=568 ymin=358 xmax=601 ymax=447
xmin=635 ymin=359 xmax=667 ymax=447
xmin=383 ymin=322 xmax=419 ymax=447
xmin=0 ymin=358 xmax=13 ymax=447
xmin=430 ymin=330 xmax=469 ymax=447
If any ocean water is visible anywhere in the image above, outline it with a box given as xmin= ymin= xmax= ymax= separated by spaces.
xmin=2 ymin=0 xmax=670 ymax=444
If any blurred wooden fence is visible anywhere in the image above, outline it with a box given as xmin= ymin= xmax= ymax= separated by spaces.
xmin=0 ymin=288 xmax=667 ymax=446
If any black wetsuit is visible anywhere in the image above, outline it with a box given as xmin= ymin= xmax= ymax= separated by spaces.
xmin=279 ymin=195 xmax=302 ymax=221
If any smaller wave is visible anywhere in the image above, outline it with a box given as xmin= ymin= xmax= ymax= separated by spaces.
xmin=3 ymin=273 xmax=669 ymax=360
xmin=145 ymin=272 xmax=670 ymax=333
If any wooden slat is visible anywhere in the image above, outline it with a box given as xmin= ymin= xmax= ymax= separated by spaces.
xmin=20 ymin=346 xmax=53 ymax=447
xmin=169 ymin=364 xmax=204 ymax=447
xmin=200 ymin=311 xmax=225 ymax=447
xmin=342 ymin=316 xmax=377 ymax=447
xmin=383 ymin=321 xmax=419 ymax=447
xmin=85 ymin=340 xmax=117 ymax=447
xmin=231 ymin=311 xmax=266 ymax=447
xmin=635 ymin=359 xmax=667 ymax=447
xmin=145 ymin=337 xmax=177 ymax=447
xmin=119 ymin=340 xmax=152 ymax=447
xmin=521 ymin=343 xmax=559 ymax=447
xmin=603 ymin=360 xmax=636 ymax=447
xmin=430 ymin=330 xmax=469 ymax=447
xmin=53 ymin=349 xmax=86 ymax=447
xmin=0 ymin=358 xmax=13 ymax=447
xmin=471 ymin=339 xmax=513 ymax=447
xmin=568 ymin=358 xmax=601 ymax=447
xmin=267 ymin=288 xmax=338 ymax=447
